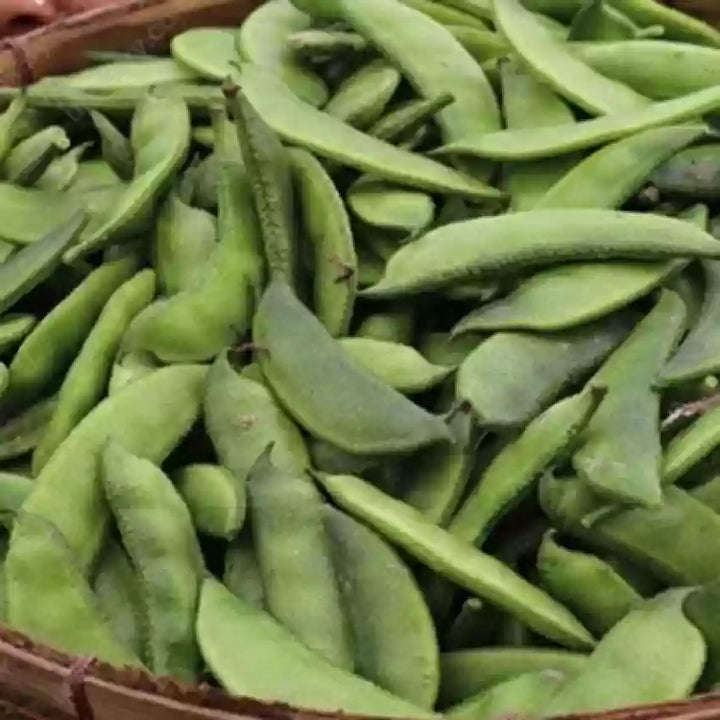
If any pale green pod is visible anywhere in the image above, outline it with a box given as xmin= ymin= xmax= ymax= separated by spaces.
xmin=500 ymin=60 xmax=578 ymax=212
xmin=456 ymin=315 xmax=630 ymax=428
xmin=4 ymin=126 xmax=70 ymax=186
xmin=237 ymin=0 xmax=328 ymax=107
xmin=254 ymin=278 xmax=451 ymax=455
xmin=448 ymin=670 xmax=568 ymax=720
xmin=338 ymin=337 xmax=452 ymax=394
xmin=102 ymin=442 xmax=204 ymax=681
xmin=35 ymin=142 xmax=93 ymax=192
xmin=537 ymin=531 xmax=641 ymax=636
xmin=325 ymin=60 xmax=401 ymax=130
xmin=175 ymin=463 xmax=245 ymax=540
xmin=449 ymin=387 xmax=604 ymax=547
xmin=541 ymin=590 xmax=705 ymax=717
xmin=324 ymin=505 xmax=439 ymax=707
xmin=196 ymin=578 xmax=434 ymax=717
xmin=347 ymin=179 xmax=435 ymax=236
xmin=204 ymin=351 xmax=309 ymax=482
xmin=573 ymin=291 xmax=687 ymax=507
xmin=93 ymin=541 xmax=144 ymax=659
xmin=171 ymin=28 xmax=238 ymax=81
xmin=89 ymin=111 xmax=133 ymax=181
xmin=288 ymin=147 xmax=356 ymax=337
xmin=248 ymin=451 xmax=354 ymax=670
xmin=107 ymin=351 xmax=159 ymax=396
xmin=224 ymin=528 xmax=264 ymax=609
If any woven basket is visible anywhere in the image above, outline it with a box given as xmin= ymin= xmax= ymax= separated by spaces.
xmin=0 ymin=1 xmax=719 ymax=718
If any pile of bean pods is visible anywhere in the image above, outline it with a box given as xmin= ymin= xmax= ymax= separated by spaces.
xmin=5 ymin=0 xmax=720 ymax=717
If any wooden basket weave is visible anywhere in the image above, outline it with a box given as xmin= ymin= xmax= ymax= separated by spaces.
xmin=0 ymin=1 xmax=719 ymax=718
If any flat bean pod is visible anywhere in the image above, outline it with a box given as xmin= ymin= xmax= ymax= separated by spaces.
xmin=89 ymin=111 xmax=133 ymax=181
xmin=254 ymin=277 xmax=451 ymax=455
xmin=237 ymin=0 xmax=328 ymax=107
xmin=204 ymin=352 xmax=309 ymax=482
xmin=6 ymin=365 xmax=206 ymax=576
xmin=364 ymin=210 xmax=720 ymax=298
xmin=663 ymin=403 xmax=720 ymax=485
xmin=537 ymin=531 xmax=641 ymax=636
xmin=31 ymin=269 xmax=156 ymax=474
xmin=102 ymin=442 xmax=205 ymax=681
xmin=541 ymin=590 xmax=705 ymax=717
xmin=0 ymin=397 xmax=56 ymax=462
xmin=196 ymin=578 xmax=434 ymax=718
xmin=455 ymin=316 xmax=630 ymax=428
xmin=237 ymin=63 xmax=500 ymax=199
xmin=224 ymin=528 xmax=265 ymax=609
xmin=573 ymin=291 xmax=687 ymax=507
xmin=171 ymin=29 xmax=237 ymax=81
xmin=316 ymin=472 xmax=594 ymax=649
xmin=438 ymin=85 xmax=720 ymax=160
xmin=449 ymin=388 xmax=604 ymax=547
xmin=288 ymin=147 xmax=356 ymax=337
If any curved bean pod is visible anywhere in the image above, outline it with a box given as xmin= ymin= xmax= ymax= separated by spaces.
xmin=237 ymin=0 xmax=328 ymax=107
xmin=171 ymin=29 xmax=237 ymax=81
xmin=455 ymin=316 xmax=630 ymax=428
xmin=5 ymin=126 xmax=70 ymax=187
xmin=89 ymin=111 xmax=133 ymax=181
xmin=6 ymin=364 xmax=206 ymax=576
xmin=102 ymin=442 xmax=204 ymax=681
xmin=663 ymin=403 xmax=720 ymax=485
xmin=249 ymin=450 xmax=353 ymax=669
xmin=438 ymin=85 xmax=720 ymax=160
xmin=175 ymin=463 xmax=245 ymax=540
xmin=237 ymin=63 xmax=500 ymax=199
xmin=6 ymin=511 xmax=142 ymax=667
xmin=196 ymin=578 xmax=434 ymax=717
xmin=254 ymin=277 xmax=451 ymax=455
xmin=324 ymin=505 xmax=439 ymax=707
xmin=31 ymin=269 xmax=156 ymax=474
xmin=288 ymin=148 xmax=356 ymax=337
xmin=204 ymin=351 xmax=309 ymax=482
xmin=363 ymin=210 xmax=720 ymax=298
xmin=573 ymin=291 xmax=686 ymax=507
xmin=449 ymin=387 xmax=604 ymax=547
xmin=0 ymin=397 xmax=55 ymax=462
xmin=316 ymin=472 xmax=594 ymax=649
xmin=541 ymin=589 xmax=705 ymax=717
xmin=496 ymin=0 xmax=648 ymax=115
xmin=3 ymin=254 xmax=138 ymax=414
xmin=537 ymin=531 xmax=641 ymax=636
xmin=64 ymin=94 xmax=191 ymax=262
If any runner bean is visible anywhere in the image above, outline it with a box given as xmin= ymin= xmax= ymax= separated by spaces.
xmin=364 ymin=210 xmax=720 ymax=298
xmin=255 ymin=277 xmax=451 ymax=454
xmin=102 ymin=441 xmax=205 ymax=681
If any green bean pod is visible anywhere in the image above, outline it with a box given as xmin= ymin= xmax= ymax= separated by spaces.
xmin=5 ymin=126 xmax=70 ymax=187
xmin=255 ymin=277 xmax=451 ymax=455
xmin=439 ymin=648 xmax=588 ymax=707
xmin=317 ymin=472 xmax=594 ymax=649
xmin=197 ymin=578 xmax=434 ymax=717
xmin=449 ymin=387 xmax=604 ymax=547
xmin=224 ymin=528 xmax=265 ymax=609
xmin=32 ymin=269 xmax=156 ymax=474
xmin=204 ymin=351 xmax=308 ymax=482
xmin=237 ymin=63 xmax=500 ymax=199
xmin=500 ymin=60 xmax=578 ymax=212
xmin=438 ymin=85 xmax=720 ymax=160
xmin=175 ymin=463 xmax=246 ymax=540
xmin=89 ymin=111 xmax=134 ymax=181
xmin=7 ymin=511 xmax=142 ymax=667
xmin=171 ymin=28 xmax=237 ymax=81
xmin=64 ymin=94 xmax=191 ymax=262
xmin=102 ymin=442 xmax=204 ymax=681
xmin=237 ymin=0 xmax=329 ymax=107
xmin=248 ymin=450 xmax=353 ymax=669
xmin=289 ymin=147 xmax=357 ymax=337
xmin=537 ymin=531 xmax=641 ymax=636
xmin=573 ymin=290 xmax=686 ymax=507
xmin=365 ymin=210 xmax=720 ymax=298
xmin=541 ymin=589 xmax=705 ymax=716
xmin=448 ymin=669 xmax=568 ymax=720
xmin=0 ymin=397 xmax=56 ymax=463
xmin=539 ymin=473 xmax=720 ymax=585
xmin=663 ymin=403 xmax=720 ymax=485
xmin=368 ymin=93 xmax=455 ymax=144
xmin=93 ymin=540 xmax=144 ymax=659
xmin=35 ymin=142 xmax=92 ymax=192
xmin=7 ymin=364 xmax=206 ymax=577
xmin=324 ymin=505 xmax=439 ymax=707
xmin=3 ymin=254 xmax=138 ymax=414
xmin=325 ymin=60 xmax=401 ymax=130
xmin=152 ymin=193 xmax=217 ymax=296
xmin=455 ymin=315 xmax=630 ymax=428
